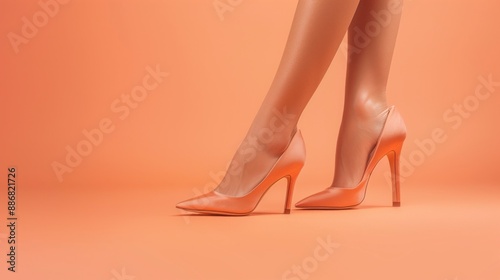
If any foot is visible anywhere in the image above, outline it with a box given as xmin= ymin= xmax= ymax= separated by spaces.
xmin=331 ymin=104 xmax=389 ymax=189
xmin=214 ymin=127 xmax=297 ymax=197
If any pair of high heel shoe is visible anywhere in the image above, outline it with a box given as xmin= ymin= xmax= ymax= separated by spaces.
xmin=176 ymin=106 xmax=406 ymax=215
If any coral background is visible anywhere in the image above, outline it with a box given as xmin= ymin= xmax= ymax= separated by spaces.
xmin=1 ymin=0 xmax=499 ymax=279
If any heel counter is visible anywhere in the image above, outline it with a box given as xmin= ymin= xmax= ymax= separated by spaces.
xmin=381 ymin=107 xmax=407 ymax=150
xmin=283 ymin=130 xmax=306 ymax=170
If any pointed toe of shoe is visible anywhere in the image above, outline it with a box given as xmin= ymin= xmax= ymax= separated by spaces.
xmin=175 ymin=194 xmax=212 ymax=213
xmin=175 ymin=199 xmax=197 ymax=212
xmin=175 ymin=192 xmax=251 ymax=215
xmin=295 ymin=190 xmax=332 ymax=209
xmin=295 ymin=188 xmax=365 ymax=209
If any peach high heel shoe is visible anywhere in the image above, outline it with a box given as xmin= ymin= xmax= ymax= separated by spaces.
xmin=295 ymin=106 xmax=406 ymax=209
xmin=176 ymin=130 xmax=306 ymax=215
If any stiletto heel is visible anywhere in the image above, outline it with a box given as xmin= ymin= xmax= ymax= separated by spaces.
xmin=176 ymin=130 xmax=306 ymax=215
xmin=295 ymin=106 xmax=406 ymax=209
xmin=284 ymin=169 xmax=300 ymax=214
xmin=388 ymin=143 xmax=403 ymax=207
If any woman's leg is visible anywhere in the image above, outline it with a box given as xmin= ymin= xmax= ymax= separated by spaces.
xmin=332 ymin=0 xmax=403 ymax=189
xmin=217 ymin=0 xmax=360 ymax=196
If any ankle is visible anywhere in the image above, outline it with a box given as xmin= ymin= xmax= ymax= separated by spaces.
xmin=344 ymin=97 xmax=388 ymax=121
xmin=242 ymin=125 xmax=296 ymax=157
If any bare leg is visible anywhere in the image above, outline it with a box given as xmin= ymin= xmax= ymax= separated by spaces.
xmin=332 ymin=0 xmax=403 ymax=189
xmin=217 ymin=0 xmax=360 ymax=196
